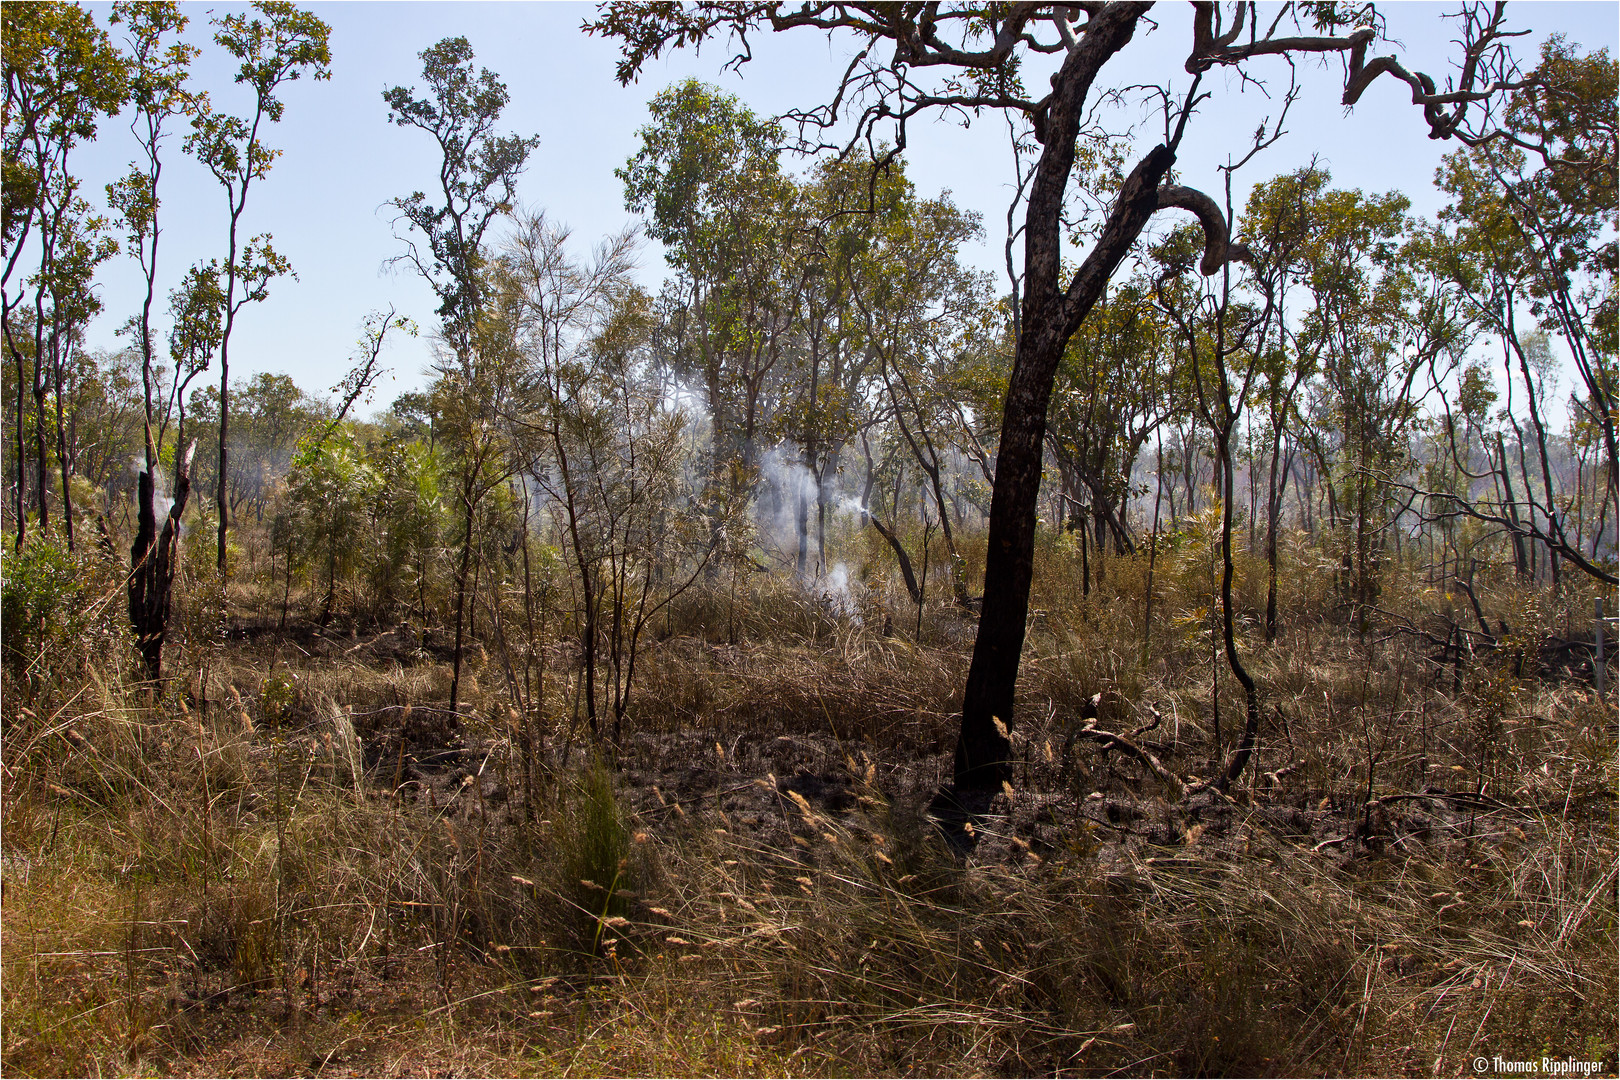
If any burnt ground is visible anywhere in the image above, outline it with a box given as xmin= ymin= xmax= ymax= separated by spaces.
xmin=311 ymin=693 xmax=1595 ymax=884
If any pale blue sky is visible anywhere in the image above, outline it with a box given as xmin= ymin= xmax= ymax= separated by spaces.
xmin=68 ymin=1 xmax=1618 ymax=410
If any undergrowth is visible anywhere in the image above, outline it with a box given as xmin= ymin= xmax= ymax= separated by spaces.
xmin=2 ymin=536 xmax=1615 ymax=1078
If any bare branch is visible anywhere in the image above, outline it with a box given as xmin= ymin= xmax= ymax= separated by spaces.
xmin=1395 ymin=478 xmax=1619 ymax=586
xmin=1341 ymin=2 xmax=1533 ymax=142
xmin=1188 ymin=1 xmax=1377 ymax=74
xmin=1155 ymin=184 xmax=1252 ymax=275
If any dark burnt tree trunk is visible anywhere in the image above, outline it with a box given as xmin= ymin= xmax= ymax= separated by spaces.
xmin=1216 ymin=424 xmax=1262 ymax=787
xmin=7 ymin=312 xmax=29 ymax=551
xmin=956 ymin=4 xmax=1261 ymax=788
xmin=51 ymin=330 xmax=75 ymax=553
xmin=869 ymin=511 xmax=922 ymax=606
xmin=130 ymin=440 xmax=196 ymax=681
xmin=957 ymin=4 xmax=1165 ymax=788
xmin=31 ymin=304 xmax=50 ymax=538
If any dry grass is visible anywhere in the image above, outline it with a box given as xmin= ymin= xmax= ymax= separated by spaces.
xmin=2 ymin=538 xmax=1616 ymax=1078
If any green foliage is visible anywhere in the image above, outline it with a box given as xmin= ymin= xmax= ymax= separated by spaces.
xmin=163 ymin=263 xmax=225 ymax=436
xmin=552 ymin=761 xmax=639 ymax=950
xmin=1050 ymin=278 xmax=1171 ymax=541
xmin=618 ymin=78 xmax=785 ymax=259
xmin=185 ymin=1 xmax=331 ymax=187
xmin=281 ymin=432 xmax=380 ymax=619
xmin=383 ymin=36 xmax=538 ymax=351
xmin=1 ymin=0 xmax=129 ymax=250
xmin=368 ymin=438 xmax=447 ymax=620
xmin=619 ymin=80 xmax=799 ymax=474
xmin=1 ymin=537 xmax=98 ymax=688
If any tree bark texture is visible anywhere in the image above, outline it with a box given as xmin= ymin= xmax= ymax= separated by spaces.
xmin=129 ymin=440 xmax=196 ymax=681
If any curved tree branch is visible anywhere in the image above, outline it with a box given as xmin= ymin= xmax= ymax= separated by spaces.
xmin=1155 ymin=184 xmax=1253 ymax=274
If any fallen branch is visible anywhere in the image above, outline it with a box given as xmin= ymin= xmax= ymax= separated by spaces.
xmin=1072 ymin=718 xmax=1186 ymax=800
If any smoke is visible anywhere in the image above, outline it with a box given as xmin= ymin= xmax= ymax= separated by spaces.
xmin=820 ymin=562 xmax=860 ymax=620
xmin=653 ymin=379 xmax=874 ymax=621
xmin=131 ymin=456 xmax=175 ymax=524
xmin=755 ymin=442 xmax=818 ymax=564
xmin=756 ymin=441 xmax=864 ymax=623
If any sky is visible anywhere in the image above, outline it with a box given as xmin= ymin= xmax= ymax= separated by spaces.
xmin=62 ymin=1 xmax=1619 ymax=411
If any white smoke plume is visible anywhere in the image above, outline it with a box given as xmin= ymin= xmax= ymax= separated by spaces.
xmin=756 ymin=441 xmax=864 ymax=622
xmin=132 ymin=456 xmax=175 ymax=524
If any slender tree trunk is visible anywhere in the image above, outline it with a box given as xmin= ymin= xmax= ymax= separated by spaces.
xmin=448 ymin=467 xmax=477 ymax=715
xmin=51 ymin=334 xmax=75 ymax=552
xmin=1144 ymin=439 xmax=1164 ymax=655
xmin=31 ymin=316 xmax=50 ymax=537
xmin=518 ymin=485 xmax=540 ymax=814
xmin=10 ymin=317 xmax=26 ymax=551
xmin=795 ymin=487 xmax=810 ymax=578
xmin=1496 ymin=431 xmax=1530 ymax=579
xmin=1513 ymin=341 xmax=1563 ymax=585
xmin=817 ymin=447 xmax=836 ymax=576
xmin=888 ymin=361 xmax=971 ymax=606
xmin=216 ymin=316 xmax=234 ymax=572
xmin=551 ymin=425 xmax=597 ymax=738
xmin=869 ymin=511 xmax=921 ymax=605
xmin=859 ymin=431 xmax=877 ymax=527
xmin=1264 ymin=439 xmax=1291 ymax=645
xmin=1217 ymin=431 xmax=1262 ymax=786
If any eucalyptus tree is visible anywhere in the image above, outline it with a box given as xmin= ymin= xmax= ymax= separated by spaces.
xmin=1046 ymin=277 xmax=1170 ymax=563
xmin=384 ymin=35 xmax=538 ymax=714
xmin=841 ymin=157 xmax=994 ymax=605
xmin=38 ymin=197 xmax=118 ymax=552
xmin=159 ymin=264 xmax=223 ymax=458
xmin=1290 ymin=188 xmax=1483 ymax=624
xmin=186 ymin=0 xmax=329 ymax=574
xmin=105 ymin=0 xmax=195 ymax=464
xmin=620 ymin=79 xmax=799 ymax=481
xmin=71 ymin=351 xmax=149 ymax=500
xmin=384 ymin=37 xmax=538 ymax=361
xmin=591 ymin=0 xmax=1529 ymax=791
xmin=1155 ymin=198 xmax=1306 ymax=784
xmin=1277 ymin=186 xmax=1405 ymax=622
xmin=1238 ymin=165 xmax=1332 ymax=642
xmin=1421 ymin=38 xmax=1618 ymax=583
xmin=1 ymin=0 xmax=126 ymax=550
xmin=780 ymin=155 xmax=868 ymax=580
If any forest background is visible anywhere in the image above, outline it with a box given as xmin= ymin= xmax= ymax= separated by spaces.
xmin=2 ymin=2 xmax=1616 ymax=1076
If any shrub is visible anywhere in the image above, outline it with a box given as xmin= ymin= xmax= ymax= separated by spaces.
xmin=1 ymin=536 xmax=119 ymax=693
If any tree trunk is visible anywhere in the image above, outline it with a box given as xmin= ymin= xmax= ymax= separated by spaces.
xmin=448 ymin=470 xmax=476 ymax=716
xmin=869 ymin=512 xmax=921 ymax=605
xmin=130 ymin=441 xmax=196 ymax=681
xmin=51 ymin=336 xmax=75 ymax=553
xmin=32 ymin=327 xmax=50 ymax=537
xmin=1144 ymin=439 xmax=1164 ymax=654
xmin=1216 ymin=430 xmax=1262 ymax=787
xmin=795 ymin=487 xmax=810 ymax=578
xmin=10 ymin=315 xmax=26 ymax=551
xmin=1264 ymin=437 xmax=1290 ymax=645
xmin=956 ymin=4 xmax=1162 ymax=789
xmin=1496 ymin=431 xmax=1530 ymax=579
